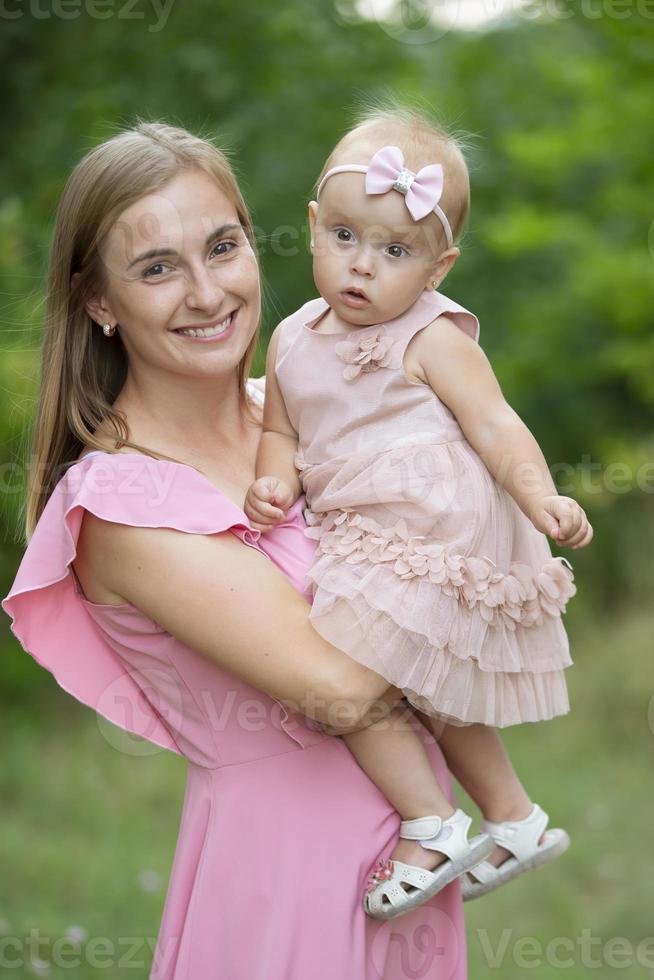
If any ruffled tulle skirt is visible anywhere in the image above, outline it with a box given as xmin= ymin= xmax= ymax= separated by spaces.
xmin=299 ymin=441 xmax=576 ymax=728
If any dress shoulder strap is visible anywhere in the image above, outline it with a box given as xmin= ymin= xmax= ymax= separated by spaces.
xmin=377 ymin=289 xmax=480 ymax=369
xmin=402 ymin=289 xmax=479 ymax=342
xmin=275 ymin=298 xmax=327 ymax=372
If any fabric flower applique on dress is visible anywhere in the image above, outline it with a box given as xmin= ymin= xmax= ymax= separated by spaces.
xmin=334 ymin=329 xmax=396 ymax=381
xmin=305 ymin=509 xmax=577 ymax=631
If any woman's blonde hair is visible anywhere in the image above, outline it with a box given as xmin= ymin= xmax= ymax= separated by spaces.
xmin=24 ymin=120 xmax=259 ymax=540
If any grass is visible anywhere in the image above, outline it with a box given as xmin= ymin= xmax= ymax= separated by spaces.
xmin=0 ymin=688 xmax=185 ymax=979
xmin=0 ymin=605 xmax=652 ymax=978
xmin=461 ymin=606 xmax=654 ymax=979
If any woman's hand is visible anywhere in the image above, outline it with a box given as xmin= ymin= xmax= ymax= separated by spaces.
xmin=529 ymin=495 xmax=593 ymax=549
xmin=245 ymin=476 xmax=297 ymax=531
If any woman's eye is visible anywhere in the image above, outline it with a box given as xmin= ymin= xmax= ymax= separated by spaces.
xmin=143 ymin=262 xmax=171 ymax=279
xmin=211 ymin=240 xmax=237 ymax=257
xmin=142 ymin=240 xmax=237 ymax=279
xmin=387 ymin=244 xmax=408 ymax=258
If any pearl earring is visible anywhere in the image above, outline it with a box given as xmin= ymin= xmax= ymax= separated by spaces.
xmin=431 ymin=280 xmax=438 ymax=290
xmin=102 ymin=323 xmax=116 ymax=337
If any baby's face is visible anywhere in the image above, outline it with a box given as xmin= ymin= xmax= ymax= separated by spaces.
xmin=309 ymin=173 xmax=447 ymax=328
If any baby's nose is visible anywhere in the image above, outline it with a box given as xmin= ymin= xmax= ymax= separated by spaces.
xmin=350 ymin=248 xmax=375 ymax=277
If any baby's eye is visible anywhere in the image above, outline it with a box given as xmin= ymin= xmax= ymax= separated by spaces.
xmin=387 ymin=244 xmax=408 ymax=258
xmin=334 ymin=228 xmax=354 ymax=243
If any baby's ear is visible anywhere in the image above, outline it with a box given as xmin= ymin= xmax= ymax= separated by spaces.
xmin=307 ymin=200 xmax=318 ymax=227
xmin=427 ymin=247 xmax=460 ymax=289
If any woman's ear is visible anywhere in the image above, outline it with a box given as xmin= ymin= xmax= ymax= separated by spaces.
xmin=72 ymin=273 xmax=115 ymax=327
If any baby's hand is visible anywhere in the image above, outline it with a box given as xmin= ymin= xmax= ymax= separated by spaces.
xmin=244 ymin=477 xmax=296 ymax=532
xmin=530 ymin=495 xmax=593 ymax=549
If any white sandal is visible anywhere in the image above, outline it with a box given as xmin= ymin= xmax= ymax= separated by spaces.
xmin=363 ymin=809 xmax=494 ymax=920
xmin=460 ymin=803 xmax=570 ymax=902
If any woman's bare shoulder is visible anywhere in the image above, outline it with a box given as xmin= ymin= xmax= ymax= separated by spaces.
xmin=72 ymin=444 xmax=200 ymax=606
xmin=74 ymin=384 xmax=265 ymax=603
xmin=74 ymin=509 xmax=129 ymax=605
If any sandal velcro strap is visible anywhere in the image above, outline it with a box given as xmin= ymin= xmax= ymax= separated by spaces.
xmin=399 ymin=815 xmax=443 ymax=840
xmin=480 ymin=804 xmax=549 ymax=864
xmin=400 ymin=809 xmax=474 ymax=863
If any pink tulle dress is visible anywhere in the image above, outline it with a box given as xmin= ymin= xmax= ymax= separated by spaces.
xmin=276 ymin=291 xmax=576 ymax=728
xmin=2 ymin=379 xmax=466 ymax=980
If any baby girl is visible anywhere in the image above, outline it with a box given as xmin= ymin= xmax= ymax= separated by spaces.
xmin=245 ymin=106 xmax=592 ymax=920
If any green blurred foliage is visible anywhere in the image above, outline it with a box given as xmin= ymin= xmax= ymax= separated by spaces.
xmin=0 ymin=3 xmax=652 ymax=685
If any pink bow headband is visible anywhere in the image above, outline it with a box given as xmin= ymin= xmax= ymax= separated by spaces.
xmin=316 ymin=144 xmax=454 ymax=249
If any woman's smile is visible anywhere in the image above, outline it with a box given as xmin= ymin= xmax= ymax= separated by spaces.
xmin=172 ymin=308 xmax=238 ymax=341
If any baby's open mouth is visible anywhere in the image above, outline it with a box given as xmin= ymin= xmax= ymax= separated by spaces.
xmin=342 ymin=288 xmax=369 ymax=302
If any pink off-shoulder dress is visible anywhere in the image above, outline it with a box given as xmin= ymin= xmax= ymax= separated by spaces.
xmin=276 ymin=291 xmax=576 ymax=728
xmin=2 ymin=380 xmax=466 ymax=980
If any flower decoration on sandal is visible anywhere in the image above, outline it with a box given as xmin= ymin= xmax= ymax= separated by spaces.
xmin=365 ymin=858 xmax=395 ymax=893
xmin=334 ymin=330 xmax=396 ymax=381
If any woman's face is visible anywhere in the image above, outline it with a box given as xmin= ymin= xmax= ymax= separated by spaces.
xmin=88 ymin=169 xmax=260 ymax=382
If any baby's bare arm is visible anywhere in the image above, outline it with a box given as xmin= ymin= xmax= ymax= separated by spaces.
xmin=256 ymin=327 xmax=301 ymax=497
xmin=406 ymin=319 xmax=592 ymax=548
xmin=246 ymin=327 xmax=303 ymax=530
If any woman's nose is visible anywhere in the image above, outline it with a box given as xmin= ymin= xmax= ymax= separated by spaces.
xmin=186 ymin=266 xmax=226 ymax=311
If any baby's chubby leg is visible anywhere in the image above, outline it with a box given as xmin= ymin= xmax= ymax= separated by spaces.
xmin=416 ymin=715 xmax=546 ymax=866
xmin=342 ymin=703 xmax=457 ymax=872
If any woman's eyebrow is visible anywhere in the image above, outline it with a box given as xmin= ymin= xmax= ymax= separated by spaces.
xmin=127 ymin=223 xmax=242 ymax=268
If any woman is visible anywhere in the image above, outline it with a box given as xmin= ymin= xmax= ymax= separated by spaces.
xmin=3 ymin=121 xmax=467 ymax=979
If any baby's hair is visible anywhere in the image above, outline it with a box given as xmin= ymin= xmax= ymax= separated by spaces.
xmin=316 ymin=97 xmax=475 ymax=249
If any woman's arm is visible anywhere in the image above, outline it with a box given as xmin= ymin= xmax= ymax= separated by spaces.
xmin=77 ymin=512 xmax=402 ymax=734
